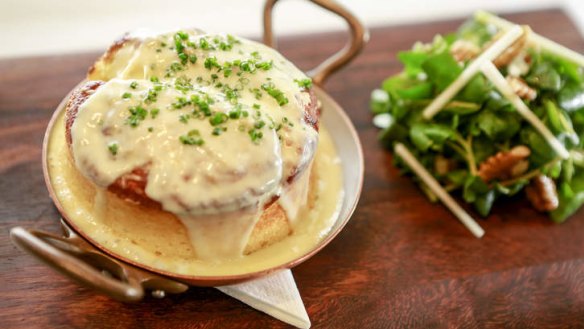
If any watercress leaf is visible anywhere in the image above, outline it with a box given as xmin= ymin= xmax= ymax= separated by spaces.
xmin=422 ymin=52 xmax=462 ymax=92
xmin=520 ymin=127 xmax=556 ymax=166
xmin=551 ymin=170 xmax=584 ymax=222
xmin=378 ymin=119 xmax=409 ymax=148
xmin=474 ymin=189 xmax=496 ymax=217
xmin=558 ymin=83 xmax=584 ymax=112
xmin=456 ymin=75 xmax=491 ymax=103
xmin=446 ymin=169 xmax=468 ymax=186
xmin=409 ymin=123 xmax=456 ymax=152
xmin=526 ymin=61 xmax=562 ymax=91
xmin=559 ymin=181 xmax=574 ymax=199
xmin=544 ymin=99 xmax=579 ymax=146
xmin=396 ymin=81 xmax=434 ymax=100
xmin=475 ymin=110 xmax=521 ymax=141
xmin=495 ymin=181 xmax=527 ymax=196
xmin=398 ymin=51 xmax=429 ymax=77
xmin=472 ymin=136 xmax=497 ymax=164
xmin=544 ymin=53 xmax=584 ymax=84
xmin=547 ymin=160 xmax=562 ymax=179
xmin=545 ymin=100 xmax=574 ymax=134
xmin=562 ymin=158 xmax=575 ymax=184
xmin=463 ymin=175 xmax=489 ymax=203
xmin=485 ymin=90 xmax=510 ymax=111
xmin=382 ymin=74 xmax=433 ymax=100
xmin=552 ymin=192 xmax=584 ymax=223
xmin=451 ymin=113 xmax=460 ymax=130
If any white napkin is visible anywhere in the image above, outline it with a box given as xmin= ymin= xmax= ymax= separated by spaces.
xmin=216 ymin=269 xmax=311 ymax=328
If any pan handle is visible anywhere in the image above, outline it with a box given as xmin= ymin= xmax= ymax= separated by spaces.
xmin=10 ymin=226 xmax=145 ymax=302
xmin=263 ymin=0 xmax=368 ymax=87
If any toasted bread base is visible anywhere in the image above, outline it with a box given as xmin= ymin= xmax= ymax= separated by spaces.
xmin=66 ymin=147 xmax=293 ymax=258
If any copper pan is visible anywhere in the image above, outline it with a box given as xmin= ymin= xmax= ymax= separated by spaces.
xmin=10 ymin=0 xmax=368 ymax=302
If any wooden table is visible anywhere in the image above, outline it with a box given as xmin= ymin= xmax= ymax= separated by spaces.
xmin=2 ymin=9 xmax=584 ymax=328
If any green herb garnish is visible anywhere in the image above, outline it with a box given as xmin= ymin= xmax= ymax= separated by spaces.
xmin=179 ymin=129 xmax=204 ymax=146
xmin=108 ymin=142 xmax=118 ymax=156
xmin=204 ymin=57 xmax=221 ymax=70
xmin=126 ymin=105 xmax=148 ymax=127
xmin=209 ymin=112 xmax=228 ymax=126
xmin=294 ymin=78 xmax=312 ymax=89
xmin=261 ymin=82 xmax=288 ymax=106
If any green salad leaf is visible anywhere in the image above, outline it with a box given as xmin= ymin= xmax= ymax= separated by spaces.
xmin=370 ymin=16 xmax=584 ymax=222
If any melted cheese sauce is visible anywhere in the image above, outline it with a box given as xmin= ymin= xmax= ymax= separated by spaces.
xmin=71 ymin=30 xmax=320 ymax=260
xmin=48 ymin=107 xmax=343 ymax=276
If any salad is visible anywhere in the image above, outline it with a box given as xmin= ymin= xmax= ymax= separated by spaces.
xmin=371 ymin=12 xmax=584 ymax=229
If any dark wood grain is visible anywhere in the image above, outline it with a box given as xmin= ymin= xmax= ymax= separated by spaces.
xmin=2 ymin=9 xmax=584 ymax=329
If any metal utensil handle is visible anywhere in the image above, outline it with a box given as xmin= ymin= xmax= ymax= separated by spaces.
xmin=263 ymin=0 xmax=368 ymax=86
xmin=10 ymin=227 xmax=144 ymax=302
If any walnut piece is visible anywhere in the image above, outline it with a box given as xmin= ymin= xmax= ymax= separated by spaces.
xmin=478 ymin=145 xmax=531 ymax=182
xmin=487 ymin=25 xmax=531 ymax=68
xmin=525 ymin=175 xmax=559 ymax=212
xmin=507 ymin=51 xmax=531 ymax=77
xmin=506 ymin=75 xmax=537 ymax=101
xmin=450 ymin=40 xmax=481 ymax=62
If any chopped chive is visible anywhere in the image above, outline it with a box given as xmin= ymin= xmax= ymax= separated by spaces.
xmin=178 ymin=52 xmax=188 ymax=65
xmin=122 ymin=92 xmax=132 ymax=99
xmin=176 ymin=31 xmax=189 ymax=40
xmin=126 ymin=105 xmax=148 ymax=127
xmin=130 ymin=81 xmax=138 ymax=89
xmin=254 ymin=120 xmax=266 ymax=129
xmin=209 ymin=112 xmax=228 ymax=126
xmin=175 ymin=76 xmax=193 ymax=92
xmin=204 ymin=57 xmax=221 ymax=70
xmin=172 ymin=96 xmax=191 ymax=109
xmin=229 ymin=109 xmax=241 ymax=119
xmin=250 ymin=88 xmax=263 ymax=100
xmin=212 ymin=127 xmax=226 ymax=136
xmin=169 ymin=62 xmax=184 ymax=73
xmin=256 ymin=60 xmax=273 ymax=71
xmin=239 ymin=60 xmax=256 ymax=73
xmin=108 ymin=142 xmax=118 ymax=156
xmin=179 ymin=114 xmax=190 ymax=124
xmin=294 ymin=78 xmax=312 ymax=89
xmin=248 ymin=129 xmax=263 ymax=143
xmin=179 ymin=129 xmax=204 ymax=145
xmin=261 ymin=82 xmax=288 ymax=106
